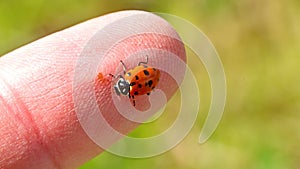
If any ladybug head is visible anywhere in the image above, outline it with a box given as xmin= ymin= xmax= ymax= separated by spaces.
xmin=114 ymin=77 xmax=130 ymax=96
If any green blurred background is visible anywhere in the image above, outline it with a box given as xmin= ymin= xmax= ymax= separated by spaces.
xmin=1 ymin=0 xmax=299 ymax=169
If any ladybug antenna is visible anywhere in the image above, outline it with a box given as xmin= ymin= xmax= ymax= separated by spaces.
xmin=109 ymin=73 xmax=115 ymax=78
xmin=110 ymin=74 xmax=124 ymax=79
xmin=120 ymin=60 xmax=127 ymax=74
xmin=138 ymin=55 xmax=149 ymax=66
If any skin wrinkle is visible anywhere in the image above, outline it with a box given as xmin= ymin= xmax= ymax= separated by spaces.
xmin=10 ymin=56 xmax=74 ymax=168
xmin=0 ymin=79 xmax=59 ymax=169
xmin=0 ymin=28 xmax=90 ymax=169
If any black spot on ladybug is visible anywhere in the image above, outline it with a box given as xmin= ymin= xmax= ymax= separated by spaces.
xmin=148 ymin=80 xmax=153 ymax=87
xmin=135 ymin=75 xmax=139 ymax=80
xmin=126 ymin=72 xmax=131 ymax=76
xmin=130 ymin=82 xmax=136 ymax=86
xmin=147 ymin=93 xmax=150 ymax=95
xmin=143 ymin=70 xmax=150 ymax=76
xmin=134 ymin=91 xmax=139 ymax=95
xmin=138 ymin=84 xmax=142 ymax=88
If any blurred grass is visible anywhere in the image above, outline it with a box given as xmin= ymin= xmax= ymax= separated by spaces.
xmin=1 ymin=0 xmax=300 ymax=169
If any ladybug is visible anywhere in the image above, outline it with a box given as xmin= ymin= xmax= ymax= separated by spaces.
xmin=110 ymin=55 xmax=160 ymax=106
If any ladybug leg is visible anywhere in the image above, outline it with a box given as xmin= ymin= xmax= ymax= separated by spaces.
xmin=120 ymin=60 xmax=127 ymax=75
xmin=129 ymin=95 xmax=135 ymax=106
xmin=129 ymin=95 xmax=136 ymax=106
xmin=138 ymin=55 xmax=149 ymax=66
xmin=109 ymin=74 xmax=124 ymax=79
xmin=109 ymin=73 xmax=115 ymax=78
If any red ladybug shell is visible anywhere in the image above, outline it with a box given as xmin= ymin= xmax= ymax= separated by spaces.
xmin=124 ymin=65 xmax=160 ymax=98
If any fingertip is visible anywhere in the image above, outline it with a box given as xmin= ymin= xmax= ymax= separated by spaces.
xmin=0 ymin=10 xmax=186 ymax=169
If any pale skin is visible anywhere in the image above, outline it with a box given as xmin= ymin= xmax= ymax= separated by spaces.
xmin=0 ymin=11 xmax=186 ymax=169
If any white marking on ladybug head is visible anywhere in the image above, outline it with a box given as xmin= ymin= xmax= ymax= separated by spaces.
xmin=114 ymin=78 xmax=130 ymax=96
